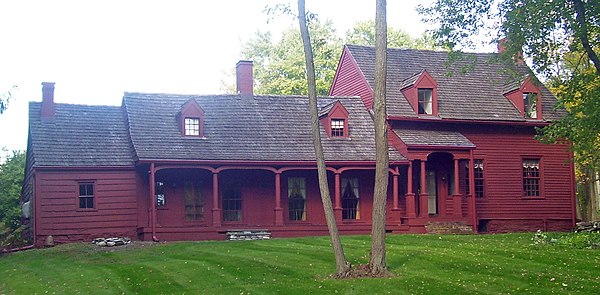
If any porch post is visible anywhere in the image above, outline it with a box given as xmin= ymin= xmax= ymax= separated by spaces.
xmin=212 ymin=172 xmax=221 ymax=227
xmin=392 ymin=171 xmax=401 ymax=223
xmin=334 ymin=172 xmax=342 ymax=222
xmin=149 ymin=163 xmax=158 ymax=241
xmin=419 ymin=160 xmax=429 ymax=217
xmin=406 ymin=161 xmax=416 ymax=218
xmin=274 ymin=172 xmax=284 ymax=226
xmin=469 ymin=151 xmax=477 ymax=232
xmin=453 ymin=158 xmax=463 ymax=217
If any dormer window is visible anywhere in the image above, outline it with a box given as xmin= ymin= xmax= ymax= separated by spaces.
xmin=184 ymin=118 xmax=200 ymax=136
xmin=503 ymin=75 xmax=542 ymax=120
xmin=400 ymin=70 xmax=438 ymax=116
xmin=523 ymin=92 xmax=537 ymax=119
xmin=178 ymin=99 xmax=205 ymax=137
xmin=319 ymin=100 xmax=350 ymax=139
xmin=331 ymin=119 xmax=345 ymax=137
xmin=418 ymin=88 xmax=433 ymax=115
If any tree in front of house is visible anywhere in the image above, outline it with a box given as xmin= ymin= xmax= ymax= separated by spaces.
xmin=0 ymin=150 xmax=26 ymax=248
xmin=419 ymin=0 xmax=600 ymax=220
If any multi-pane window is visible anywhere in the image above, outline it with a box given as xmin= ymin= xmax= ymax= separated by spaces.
xmin=523 ymin=92 xmax=538 ymax=119
xmin=418 ymin=88 xmax=433 ymax=115
xmin=523 ymin=159 xmax=541 ymax=197
xmin=155 ymin=181 xmax=166 ymax=207
xmin=465 ymin=160 xmax=485 ymax=198
xmin=184 ymin=117 xmax=200 ymax=136
xmin=184 ymin=181 xmax=204 ymax=221
xmin=342 ymin=178 xmax=359 ymax=220
xmin=288 ymin=177 xmax=306 ymax=221
xmin=223 ymin=187 xmax=242 ymax=222
xmin=331 ymin=119 xmax=345 ymax=137
xmin=78 ymin=183 xmax=94 ymax=209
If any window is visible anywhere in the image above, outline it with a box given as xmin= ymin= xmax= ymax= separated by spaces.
xmin=523 ymin=159 xmax=541 ymax=197
xmin=78 ymin=183 xmax=94 ymax=209
xmin=465 ymin=160 xmax=485 ymax=198
xmin=331 ymin=119 xmax=345 ymax=137
xmin=288 ymin=177 xmax=306 ymax=221
xmin=184 ymin=181 xmax=204 ymax=221
xmin=418 ymin=88 xmax=433 ymax=115
xmin=342 ymin=178 xmax=359 ymax=220
xmin=156 ymin=181 xmax=166 ymax=207
xmin=184 ymin=118 xmax=200 ymax=136
xmin=223 ymin=187 xmax=242 ymax=222
xmin=523 ymin=93 xmax=538 ymax=118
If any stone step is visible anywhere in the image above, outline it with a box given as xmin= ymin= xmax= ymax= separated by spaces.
xmin=226 ymin=229 xmax=271 ymax=241
xmin=425 ymin=222 xmax=473 ymax=235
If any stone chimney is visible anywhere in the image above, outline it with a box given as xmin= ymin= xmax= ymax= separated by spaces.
xmin=41 ymin=82 xmax=56 ymax=120
xmin=236 ymin=60 xmax=253 ymax=97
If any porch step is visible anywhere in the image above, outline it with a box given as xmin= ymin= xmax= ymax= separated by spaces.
xmin=226 ymin=229 xmax=271 ymax=241
xmin=425 ymin=222 xmax=473 ymax=235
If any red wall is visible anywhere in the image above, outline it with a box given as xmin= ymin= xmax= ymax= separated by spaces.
xmin=330 ymin=48 xmax=374 ymax=109
xmin=34 ymin=169 xmax=139 ymax=245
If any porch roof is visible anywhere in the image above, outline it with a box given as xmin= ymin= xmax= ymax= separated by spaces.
xmin=393 ymin=128 xmax=475 ymax=148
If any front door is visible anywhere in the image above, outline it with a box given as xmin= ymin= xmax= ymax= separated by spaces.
xmin=426 ymin=169 xmax=438 ymax=214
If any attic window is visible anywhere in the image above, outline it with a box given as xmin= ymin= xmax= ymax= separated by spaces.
xmin=523 ymin=93 xmax=538 ymax=119
xmin=331 ymin=119 xmax=345 ymax=137
xmin=418 ymin=88 xmax=433 ymax=115
xmin=184 ymin=118 xmax=200 ymax=136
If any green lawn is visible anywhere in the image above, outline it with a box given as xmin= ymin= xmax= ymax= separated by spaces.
xmin=1 ymin=233 xmax=599 ymax=294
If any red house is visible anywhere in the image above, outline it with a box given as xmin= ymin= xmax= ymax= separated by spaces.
xmin=22 ymin=47 xmax=575 ymax=246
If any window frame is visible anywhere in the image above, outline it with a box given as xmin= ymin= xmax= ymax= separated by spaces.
xmin=341 ymin=177 xmax=360 ymax=220
xmin=287 ymin=177 xmax=307 ymax=221
xmin=522 ymin=157 xmax=543 ymax=199
xmin=77 ymin=182 xmax=96 ymax=210
xmin=222 ymin=185 xmax=242 ymax=223
xmin=523 ymin=92 xmax=538 ymax=119
xmin=330 ymin=118 xmax=345 ymax=137
xmin=417 ymin=88 xmax=434 ymax=115
xmin=465 ymin=159 xmax=485 ymax=198
xmin=184 ymin=117 xmax=201 ymax=136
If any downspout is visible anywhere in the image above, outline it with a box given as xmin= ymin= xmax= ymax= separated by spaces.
xmin=150 ymin=163 xmax=159 ymax=242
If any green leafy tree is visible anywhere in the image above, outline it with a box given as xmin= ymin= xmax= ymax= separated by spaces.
xmin=0 ymin=150 xmax=26 ymax=246
xmin=242 ymin=18 xmax=341 ymax=96
xmin=0 ymin=85 xmax=18 ymax=114
xmin=345 ymin=19 xmax=437 ymax=50
xmin=419 ymin=0 xmax=600 ymax=220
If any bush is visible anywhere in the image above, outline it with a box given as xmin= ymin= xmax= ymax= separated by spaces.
xmin=530 ymin=230 xmax=600 ymax=249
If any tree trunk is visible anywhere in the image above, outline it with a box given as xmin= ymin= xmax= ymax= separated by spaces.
xmin=571 ymin=0 xmax=600 ymax=75
xmin=297 ymin=0 xmax=350 ymax=276
xmin=369 ymin=0 xmax=389 ymax=274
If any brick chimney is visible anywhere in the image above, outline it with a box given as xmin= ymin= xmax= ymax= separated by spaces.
xmin=498 ymin=37 xmax=524 ymax=63
xmin=236 ymin=60 xmax=253 ymax=97
xmin=41 ymin=82 xmax=56 ymax=120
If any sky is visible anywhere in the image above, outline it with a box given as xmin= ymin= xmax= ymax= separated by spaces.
xmin=0 ymin=0 xmax=442 ymax=154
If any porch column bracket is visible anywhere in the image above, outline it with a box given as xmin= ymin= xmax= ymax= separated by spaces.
xmin=419 ymin=160 xmax=429 ymax=217
xmin=274 ymin=172 xmax=283 ymax=226
xmin=212 ymin=172 xmax=221 ymax=227
xmin=334 ymin=172 xmax=342 ymax=222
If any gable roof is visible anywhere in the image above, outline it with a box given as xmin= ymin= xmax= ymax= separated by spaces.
xmin=28 ymin=102 xmax=135 ymax=167
xmin=345 ymin=44 xmax=566 ymax=122
xmin=123 ymin=93 xmax=405 ymax=163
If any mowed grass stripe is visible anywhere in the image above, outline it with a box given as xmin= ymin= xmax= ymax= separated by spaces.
xmin=1 ymin=233 xmax=599 ymax=294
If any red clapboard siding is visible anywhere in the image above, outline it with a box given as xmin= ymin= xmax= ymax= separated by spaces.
xmin=330 ymin=47 xmax=374 ymax=109
xmin=35 ymin=169 xmax=139 ymax=244
xmin=460 ymin=125 xmax=573 ymax=220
